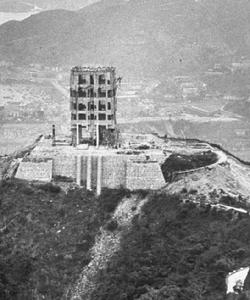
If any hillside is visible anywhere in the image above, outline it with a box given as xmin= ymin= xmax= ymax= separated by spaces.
xmin=0 ymin=180 xmax=129 ymax=299
xmin=224 ymin=100 xmax=250 ymax=119
xmin=2 ymin=179 xmax=250 ymax=299
xmin=1 ymin=139 xmax=250 ymax=299
xmin=0 ymin=0 xmax=249 ymax=76
xmin=0 ymin=1 xmax=35 ymax=13
xmin=91 ymin=194 xmax=250 ymax=300
xmin=0 ymin=0 xmax=99 ymax=12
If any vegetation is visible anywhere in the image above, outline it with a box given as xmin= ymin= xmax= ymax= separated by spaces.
xmin=220 ymin=195 xmax=247 ymax=210
xmin=161 ymin=151 xmax=218 ymax=181
xmin=2 ymin=179 xmax=250 ymax=300
xmin=92 ymin=193 xmax=250 ymax=300
xmin=0 ymin=180 xmax=128 ymax=300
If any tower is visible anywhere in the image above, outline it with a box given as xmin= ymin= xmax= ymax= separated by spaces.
xmin=70 ymin=66 xmax=118 ymax=147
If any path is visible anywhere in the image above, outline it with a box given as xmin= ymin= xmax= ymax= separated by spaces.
xmin=68 ymin=194 xmax=148 ymax=300
xmin=226 ymin=267 xmax=250 ymax=293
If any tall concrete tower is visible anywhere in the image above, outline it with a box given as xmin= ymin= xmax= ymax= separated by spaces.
xmin=70 ymin=66 xmax=118 ymax=147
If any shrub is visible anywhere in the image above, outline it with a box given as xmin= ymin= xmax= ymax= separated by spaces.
xmin=0 ymin=180 xmax=16 ymax=190
xmin=136 ymin=144 xmax=150 ymax=150
xmin=161 ymin=151 xmax=218 ymax=182
xmin=0 ymin=182 xmax=115 ymax=299
xmin=20 ymin=185 xmax=34 ymax=195
xmin=91 ymin=192 xmax=250 ymax=300
xmin=181 ymin=187 xmax=188 ymax=194
xmin=189 ymin=188 xmax=198 ymax=194
xmin=104 ymin=219 xmax=118 ymax=231
xmin=99 ymin=188 xmax=130 ymax=213
xmin=136 ymin=189 xmax=149 ymax=199
xmin=53 ymin=175 xmax=74 ymax=183
xmin=38 ymin=183 xmax=61 ymax=193
xmin=220 ymin=195 xmax=238 ymax=207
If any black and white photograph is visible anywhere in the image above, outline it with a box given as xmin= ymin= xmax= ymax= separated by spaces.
xmin=0 ymin=0 xmax=250 ymax=299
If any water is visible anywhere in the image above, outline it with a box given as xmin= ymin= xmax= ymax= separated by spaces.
xmin=0 ymin=10 xmax=40 ymax=25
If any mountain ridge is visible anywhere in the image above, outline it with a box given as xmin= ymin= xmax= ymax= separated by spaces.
xmin=0 ymin=0 xmax=100 ymax=12
xmin=0 ymin=0 xmax=249 ymax=77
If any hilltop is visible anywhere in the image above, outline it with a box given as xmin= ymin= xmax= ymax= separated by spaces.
xmin=1 ymin=137 xmax=250 ymax=299
xmin=0 ymin=0 xmax=249 ymax=76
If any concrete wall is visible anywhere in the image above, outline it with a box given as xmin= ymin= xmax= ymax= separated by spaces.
xmin=126 ymin=161 xmax=166 ymax=190
xmin=53 ymin=155 xmax=76 ymax=179
xmin=75 ymin=155 xmax=128 ymax=190
xmin=102 ymin=156 xmax=127 ymax=189
xmin=21 ymin=152 xmax=166 ymax=192
xmin=81 ymin=156 xmax=88 ymax=186
xmin=52 ymin=154 xmax=166 ymax=191
xmin=15 ymin=160 xmax=52 ymax=182
xmin=91 ymin=156 xmax=98 ymax=190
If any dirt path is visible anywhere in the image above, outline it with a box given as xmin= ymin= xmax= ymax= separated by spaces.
xmin=226 ymin=267 xmax=250 ymax=293
xmin=68 ymin=194 xmax=148 ymax=300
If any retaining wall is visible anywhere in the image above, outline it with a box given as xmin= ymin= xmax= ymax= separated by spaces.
xmin=15 ymin=160 xmax=52 ymax=182
xmin=126 ymin=161 xmax=166 ymax=190
xmin=53 ymin=155 xmax=76 ymax=179
xmin=102 ymin=156 xmax=127 ymax=189
xmin=69 ymin=154 xmax=166 ymax=192
xmin=16 ymin=148 xmax=166 ymax=191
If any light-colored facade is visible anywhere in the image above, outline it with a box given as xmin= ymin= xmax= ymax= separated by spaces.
xmin=70 ymin=66 xmax=117 ymax=146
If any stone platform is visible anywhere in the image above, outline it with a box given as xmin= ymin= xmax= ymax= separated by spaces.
xmin=15 ymin=160 xmax=53 ymax=182
xmin=15 ymin=135 xmax=167 ymax=193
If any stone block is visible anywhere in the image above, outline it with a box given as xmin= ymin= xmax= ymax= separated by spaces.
xmin=15 ymin=160 xmax=52 ymax=182
xmin=102 ymin=156 xmax=127 ymax=189
xmin=126 ymin=161 xmax=166 ymax=190
xmin=53 ymin=155 xmax=76 ymax=179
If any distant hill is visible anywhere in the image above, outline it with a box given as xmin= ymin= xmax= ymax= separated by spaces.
xmin=0 ymin=0 xmax=249 ymax=77
xmin=225 ymin=100 xmax=250 ymax=119
xmin=0 ymin=1 xmax=34 ymax=13
xmin=0 ymin=0 xmax=99 ymax=12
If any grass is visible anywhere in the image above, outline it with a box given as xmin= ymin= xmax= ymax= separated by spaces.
xmin=0 ymin=180 xmax=127 ymax=300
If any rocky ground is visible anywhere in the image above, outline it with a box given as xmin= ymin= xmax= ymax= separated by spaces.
xmin=165 ymin=155 xmax=250 ymax=206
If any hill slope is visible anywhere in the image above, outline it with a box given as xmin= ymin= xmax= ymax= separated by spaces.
xmin=0 ymin=0 xmax=249 ymax=76
xmin=0 ymin=0 xmax=99 ymax=12
xmin=91 ymin=194 xmax=250 ymax=300
xmin=0 ymin=181 xmax=128 ymax=299
xmin=1 ymin=139 xmax=250 ymax=299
